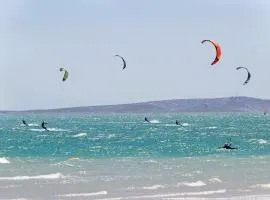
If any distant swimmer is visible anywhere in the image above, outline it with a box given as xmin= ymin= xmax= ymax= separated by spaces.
xmin=22 ymin=120 xmax=28 ymax=126
xmin=144 ymin=117 xmax=150 ymax=123
xmin=41 ymin=121 xmax=49 ymax=131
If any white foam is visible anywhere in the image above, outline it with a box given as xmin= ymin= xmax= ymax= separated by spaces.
xmin=249 ymin=139 xmax=268 ymax=144
xmin=30 ymin=128 xmax=69 ymax=132
xmin=258 ymin=139 xmax=268 ymax=144
xmin=28 ymin=123 xmax=39 ymax=127
xmin=0 ymin=173 xmax=64 ymax=181
xmin=165 ymin=195 xmax=270 ymax=200
xmin=0 ymin=157 xmax=10 ymax=164
xmin=51 ymin=161 xmax=74 ymax=167
xmin=165 ymin=124 xmax=176 ymax=127
xmin=181 ymin=123 xmax=189 ymax=127
xmin=72 ymin=133 xmax=87 ymax=138
xmin=48 ymin=128 xmax=69 ymax=132
xmin=0 ymin=184 xmax=18 ymax=189
xmin=178 ymin=181 xmax=206 ymax=187
xmin=207 ymin=126 xmax=217 ymax=129
xmin=96 ymin=189 xmax=226 ymax=200
xmin=142 ymin=184 xmax=165 ymax=190
xmin=142 ymin=160 xmax=158 ymax=164
xmin=149 ymin=120 xmax=160 ymax=123
xmin=29 ymin=128 xmax=45 ymax=132
xmin=108 ymin=134 xmax=116 ymax=139
xmin=165 ymin=123 xmax=189 ymax=127
xmin=209 ymin=177 xmax=222 ymax=183
xmin=36 ymin=135 xmax=48 ymax=137
xmin=237 ymin=189 xmax=251 ymax=192
xmin=182 ymin=173 xmax=193 ymax=177
xmin=125 ymin=186 xmax=136 ymax=190
xmin=58 ymin=190 xmax=107 ymax=197
xmin=252 ymin=184 xmax=270 ymax=189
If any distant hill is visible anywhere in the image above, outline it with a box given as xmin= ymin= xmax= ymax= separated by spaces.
xmin=3 ymin=96 xmax=270 ymax=114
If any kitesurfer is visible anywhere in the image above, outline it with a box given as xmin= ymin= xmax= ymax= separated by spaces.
xmin=144 ymin=117 xmax=150 ymax=123
xmin=220 ymin=143 xmax=237 ymax=150
xmin=219 ymin=139 xmax=237 ymax=150
xmin=22 ymin=119 xmax=28 ymax=126
xmin=41 ymin=121 xmax=49 ymax=131
xmin=176 ymin=120 xmax=181 ymax=126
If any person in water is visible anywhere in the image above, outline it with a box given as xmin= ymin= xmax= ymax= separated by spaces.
xmin=220 ymin=143 xmax=237 ymax=149
xmin=144 ymin=117 xmax=150 ymax=123
xmin=176 ymin=120 xmax=182 ymax=126
xmin=219 ymin=139 xmax=237 ymax=150
xmin=41 ymin=121 xmax=49 ymax=131
xmin=22 ymin=119 xmax=28 ymax=126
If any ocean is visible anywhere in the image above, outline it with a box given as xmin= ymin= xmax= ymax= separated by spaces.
xmin=0 ymin=112 xmax=270 ymax=199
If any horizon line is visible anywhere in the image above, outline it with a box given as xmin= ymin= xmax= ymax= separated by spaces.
xmin=1 ymin=95 xmax=268 ymax=113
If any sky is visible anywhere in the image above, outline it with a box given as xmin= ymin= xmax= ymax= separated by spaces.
xmin=1 ymin=0 xmax=270 ymax=110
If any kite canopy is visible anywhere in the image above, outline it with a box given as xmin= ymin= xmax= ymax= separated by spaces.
xmin=201 ymin=40 xmax=221 ymax=65
xmin=60 ymin=68 xmax=69 ymax=82
xmin=236 ymin=67 xmax=251 ymax=85
xmin=115 ymin=55 xmax=127 ymax=70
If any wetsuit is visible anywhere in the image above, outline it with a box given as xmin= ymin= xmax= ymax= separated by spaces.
xmin=41 ymin=121 xmax=48 ymax=131
xmin=22 ymin=120 xmax=28 ymax=126
xmin=144 ymin=117 xmax=150 ymax=123
xmin=220 ymin=143 xmax=237 ymax=150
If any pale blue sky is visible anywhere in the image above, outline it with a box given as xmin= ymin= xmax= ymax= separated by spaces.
xmin=1 ymin=0 xmax=270 ymax=110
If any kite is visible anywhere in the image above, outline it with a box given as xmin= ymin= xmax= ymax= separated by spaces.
xmin=236 ymin=67 xmax=251 ymax=85
xmin=59 ymin=68 xmax=69 ymax=82
xmin=115 ymin=55 xmax=127 ymax=70
xmin=201 ymin=40 xmax=221 ymax=65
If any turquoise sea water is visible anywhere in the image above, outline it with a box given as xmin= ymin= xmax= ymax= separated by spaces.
xmin=0 ymin=112 xmax=269 ymax=158
xmin=1 ymin=112 xmax=270 ymax=199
